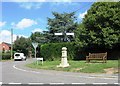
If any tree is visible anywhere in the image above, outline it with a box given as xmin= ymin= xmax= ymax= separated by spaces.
xmin=81 ymin=2 xmax=120 ymax=49
xmin=13 ymin=37 xmax=31 ymax=56
xmin=30 ymin=32 xmax=46 ymax=43
xmin=47 ymin=12 xmax=77 ymax=42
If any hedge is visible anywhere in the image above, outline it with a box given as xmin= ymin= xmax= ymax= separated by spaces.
xmin=2 ymin=53 xmax=11 ymax=60
xmin=40 ymin=42 xmax=86 ymax=61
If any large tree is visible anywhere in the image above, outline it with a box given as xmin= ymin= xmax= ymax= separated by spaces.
xmin=80 ymin=2 xmax=120 ymax=49
xmin=47 ymin=12 xmax=77 ymax=42
xmin=13 ymin=37 xmax=31 ymax=56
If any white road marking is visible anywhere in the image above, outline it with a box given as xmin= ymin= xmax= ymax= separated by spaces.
xmin=72 ymin=83 xmax=86 ymax=84
xmin=13 ymin=65 xmax=40 ymax=74
xmin=93 ymin=83 xmax=108 ymax=84
xmin=50 ymin=83 xmax=65 ymax=84
xmin=28 ymin=83 xmax=44 ymax=85
xmin=114 ymin=83 xmax=119 ymax=84
xmin=13 ymin=65 xmax=118 ymax=80
xmin=88 ymin=77 xmax=95 ymax=78
xmin=9 ymin=82 xmax=22 ymax=84
xmin=0 ymin=82 xmax=2 ymax=85
xmin=103 ymin=78 xmax=117 ymax=80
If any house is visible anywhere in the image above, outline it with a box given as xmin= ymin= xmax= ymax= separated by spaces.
xmin=0 ymin=42 xmax=11 ymax=52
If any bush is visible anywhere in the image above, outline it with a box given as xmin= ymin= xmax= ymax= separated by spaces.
xmin=2 ymin=53 xmax=11 ymax=60
xmin=40 ymin=42 xmax=86 ymax=61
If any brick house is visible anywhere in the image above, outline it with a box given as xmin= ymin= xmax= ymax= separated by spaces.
xmin=0 ymin=42 xmax=11 ymax=52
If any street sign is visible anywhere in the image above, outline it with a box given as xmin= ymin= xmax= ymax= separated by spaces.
xmin=32 ymin=42 xmax=38 ymax=49
xmin=66 ymin=33 xmax=74 ymax=36
xmin=54 ymin=32 xmax=74 ymax=42
xmin=32 ymin=42 xmax=38 ymax=58
xmin=54 ymin=33 xmax=63 ymax=35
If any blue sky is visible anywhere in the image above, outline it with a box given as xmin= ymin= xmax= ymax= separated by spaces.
xmin=0 ymin=1 xmax=94 ymax=43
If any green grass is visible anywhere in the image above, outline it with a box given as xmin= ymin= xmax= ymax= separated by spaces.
xmin=26 ymin=60 xmax=118 ymax=73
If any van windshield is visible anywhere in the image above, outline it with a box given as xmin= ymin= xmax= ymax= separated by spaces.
xmin=15 ymin=54 xmax=20 ymax=56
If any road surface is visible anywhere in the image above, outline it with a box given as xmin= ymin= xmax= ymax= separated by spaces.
xmin=0 ymin=59 xmax=119 ymax=85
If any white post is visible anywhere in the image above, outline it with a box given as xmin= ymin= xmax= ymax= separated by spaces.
xmin=57 ymin=47 xmax=69 ymax=68
xmin=35 ymin=48 xmax=36 ymax=59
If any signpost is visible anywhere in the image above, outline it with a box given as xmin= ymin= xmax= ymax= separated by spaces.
xmin=32 ymin=42 xmax=38 ymax=58
xmin=54 ymin=31 xmax=74 ymax=42
xmin=55 ymin=31 xmax=74 ymax=67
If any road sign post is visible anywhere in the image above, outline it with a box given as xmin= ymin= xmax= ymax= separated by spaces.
xmin=32 ymin=42 xmax=38 ymax=58
xmin=55 ymin=31 xmax=74 ymax=68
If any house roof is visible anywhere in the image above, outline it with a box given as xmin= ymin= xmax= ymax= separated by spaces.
xmin=2 ymin=42 xmax=11 ymax=47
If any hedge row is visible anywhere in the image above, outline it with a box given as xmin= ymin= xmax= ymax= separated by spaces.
xmin=40 ymin=42 xmax=86 ymax=61
xmin=2 ymin=53 xmax=11 ymax=60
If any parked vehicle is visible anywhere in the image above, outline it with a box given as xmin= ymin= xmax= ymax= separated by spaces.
xmin=14 ymin=53 xmax=26 ymax=61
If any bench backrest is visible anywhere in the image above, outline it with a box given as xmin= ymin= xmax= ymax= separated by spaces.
xmin=89 ymin=52 xmax=107 ymax=58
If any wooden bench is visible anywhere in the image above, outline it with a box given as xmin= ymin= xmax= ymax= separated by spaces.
xmin=86 ymin=52 xmax=107 ymax=63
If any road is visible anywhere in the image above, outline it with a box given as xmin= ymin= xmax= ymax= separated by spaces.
xmin=0 ymin=58 xmax=119 ymax=85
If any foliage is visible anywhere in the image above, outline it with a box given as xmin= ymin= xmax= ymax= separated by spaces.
xmin=46 ymin=12 xmax=78 ymax=42
xmin=81 ymin=2 xmax=120 ymax=49
xmin=40 ymin=42 xmax=85 ymax=61
xmin=30 ymin=32 xmax=48 ymax=43
xmin=13 ymin=37 xmax=31 ymax=56
xmin=2 ymin=52 xmax=11 ymax=60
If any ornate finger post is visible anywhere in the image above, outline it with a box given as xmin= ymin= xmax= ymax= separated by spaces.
xmin=55 ymin=31 xmax=74 ymax=68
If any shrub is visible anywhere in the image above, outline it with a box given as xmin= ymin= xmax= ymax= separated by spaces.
xmin=40 ymin=42 xmax=85 ymax=61
xmin=2 ymin=53 xmax=11 ymax=60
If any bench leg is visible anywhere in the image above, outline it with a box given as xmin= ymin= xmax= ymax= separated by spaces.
xmin=105 ymin=58 xmax=107 ymax=63
xmin=86 ymin=58 xmax=88 ymax=63
xmin=86 ymin=58 xmax=90 ymax=63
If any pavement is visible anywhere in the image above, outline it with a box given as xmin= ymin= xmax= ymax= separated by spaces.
xmin=0 ymin=58 xmax=119 ymax=85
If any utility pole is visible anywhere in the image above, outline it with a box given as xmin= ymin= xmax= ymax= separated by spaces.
xmin=11 ymin=28 xmax=13 ymax=60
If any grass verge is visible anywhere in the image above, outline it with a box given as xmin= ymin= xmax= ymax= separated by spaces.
xmin=26 ymin=60 xmax=118 ymax=73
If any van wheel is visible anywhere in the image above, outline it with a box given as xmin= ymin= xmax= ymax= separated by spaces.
xmin=21 ymin=58 xmax=24 ymax=61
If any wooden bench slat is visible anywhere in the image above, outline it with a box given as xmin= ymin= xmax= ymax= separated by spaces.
xmin=86 ymin=52 xmax=107 ymax=63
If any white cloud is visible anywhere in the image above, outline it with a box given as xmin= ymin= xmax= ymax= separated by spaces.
xmin=32 ymin=28 xmax=43 ymax=33
xmin=18 ymin=35 xmax=28 ymax=38
xmin=0 ymin=30 xmax=17 ymax=44
xmin=11 ymin=22 xmax=15 ymax=26
xmin=0 ymin=21 xmax=6 ymax=27
xmin=0 ymin=30 xmax=28 ymax=44
xmin=19 ymin=2 xmax=43 ymax=9
xmin=16 ymin=18 xmax=37 ymax=29
xmin=78 ymin=10 xmax=87 ymax=19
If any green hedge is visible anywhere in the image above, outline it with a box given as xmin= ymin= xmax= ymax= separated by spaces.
xmin=40 ymin=42 xmax=86 ymax=61
xmin=2 ymin=53 xmax=11 ymax=60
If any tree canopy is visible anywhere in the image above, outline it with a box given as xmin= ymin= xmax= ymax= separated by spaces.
xmin=46 ymin=12 xmax=77 ymax=42
xmin=77 ymin=2 xmax=120 ymax=49
xmin=13 ymin=36 xmax=31 ymax=56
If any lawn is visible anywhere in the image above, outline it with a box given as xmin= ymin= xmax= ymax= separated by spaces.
xmin=26 ymin=60 xmax=118 ymax=73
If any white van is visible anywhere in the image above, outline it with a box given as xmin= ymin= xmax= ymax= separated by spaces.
xmin=14 ymin=53 xmax=26 ymax=61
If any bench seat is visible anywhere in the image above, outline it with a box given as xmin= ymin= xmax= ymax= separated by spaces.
xmin=86 ymin=52 xmax=107 ymax=63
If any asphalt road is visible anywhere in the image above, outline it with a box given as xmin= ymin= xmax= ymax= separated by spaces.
xmin=0 ymin=59 xmax=119 ymax=85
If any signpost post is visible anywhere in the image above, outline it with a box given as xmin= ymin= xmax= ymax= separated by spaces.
xmin=32 ymin=42 xmax=38 ymax=58
xmin=55 ymin=31 xmax=74 ymax=67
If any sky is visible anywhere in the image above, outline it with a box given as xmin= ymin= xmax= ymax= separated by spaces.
xmin=0 ymin=0 xmax=94 ymax=44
